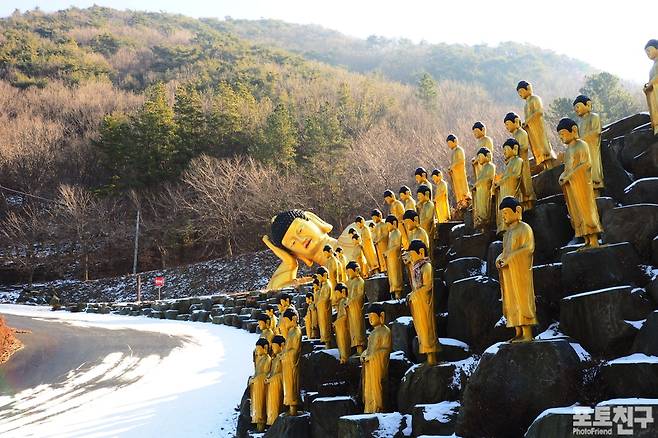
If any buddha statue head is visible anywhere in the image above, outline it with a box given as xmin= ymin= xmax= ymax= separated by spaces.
xmin=305 ymin=292 xmax=314 ymax=305
xmin=315 ymin=266 xmax=328 ymax=283
xmin=646 ymin=39 xmax=658 ymax=60
xmin=271 ymin=335 xmax=285 ymax=355
xmin=499 ymin=196 xmax=523 ymax=226
xmin=335 ymin=282 xmax=348 ymax=300
xmin=516 ymin=80 xmax=532 ymax=99
xmin=366 ymin=303 xmax=386 ymax=327
xmin=279 ymin=292 xmax=292 ymax=310
xmin=402 ymin=209 xmax=420 ymax=232
xmin=351 ymin=232 xmax=362 ymax=245
xmin=417 ymin=185 xmax=431 ymax=203
xmin=446 ymin=134 xmax=458 ymax=149
xmin=472 ymin=121 xmax=486 ymax=139
xmin=312 ymin=278 xmax=320 ymax=294
xmin=255 ymin=337 xmax=269 ymax=356
xmin=415 ymin=167 xmax=429 ymax=185
xmin=383 ymin=189 xmax=397 ymax=205
xmin=431 ymin=169 xmax=443 ymax=184
xmin=336 ymin=246 xmax=344 ymax=255
xmin=572 ymin=95 xmax=593 ymax=117
xmin=355 ymin=216 xmax=366 ymax=230
xmin=371 ymin=209 xmax=383 ymax=223
xmin=280 ymin=308 xmax=298 ymax=334
xmin=265 ymin=305 xmax=276 ymax=319
xmin=385 ymin=214 xmax=398 ymax=232
xmin=502 ymin=138 xmax=520 ymax=160
xmin=399 ymin=186 xmax=412 ymax=202
xmin=504 ymin=112 xmax=521 ymax=133
xmin=407 ymin=239 xmax=429 ymax=262
xmin=346 ymin=260 xmax=360 ymax=278
xmin=322 ymin=244 xmax=334 ymax=260
xmin=270 ymin=210 xmax=334 ymax=266
xmin=556 ymin=118 xmax=580 ymax=144
xmin=256 ymin=313 xmax=270 ymax=332
xmin=476 ymin=147 xmax=492 ymax=166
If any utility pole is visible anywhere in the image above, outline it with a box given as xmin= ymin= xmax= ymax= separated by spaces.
xmin=133 ymin=208 xmax=141 ymax=301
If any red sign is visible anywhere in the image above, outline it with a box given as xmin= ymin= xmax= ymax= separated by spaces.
xmin=154 ymin=277 xmax=165 ymax=287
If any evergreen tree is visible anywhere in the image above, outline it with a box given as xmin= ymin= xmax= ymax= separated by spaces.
xmin=251 ymin=103 xmax=297 ymax=167
xmin=173 ymin=82 xmax=208 ymax=166
xmin=579 ymin=72 xmax=641 ymax=124
xmin=416 ymin=72 xmax=438 ymax=110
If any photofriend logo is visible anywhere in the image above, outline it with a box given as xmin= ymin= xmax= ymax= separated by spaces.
xmin=572 ymin=405 xmax=655 ymax=436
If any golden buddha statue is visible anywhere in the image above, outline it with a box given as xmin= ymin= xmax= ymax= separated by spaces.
xmin=250 ymin=338 xmax=272 ymax=431
xmin=470 ymin=121 xmax=495 ymax=177
xmin=472 ymin=148 xmax=496 ymax=231
xmin=415 ymin=167 xmax=434 ymax=198
xmin=257 ymin=313 xmax=275 ymax=345
xmin=265 ymin=305 xmax=278 ymax=332
xmin=315 ymin=267 xmax=333 ymax=347
xmin=493 ymin=139 xmax=523 ymax=234
xmin=333 ymin=283 xmax=352 ymax=364
xmin=360 ymin=303 xmax=392 ymax=413
xmin=351 ymin=233 xmax=369 ymax=277
xmin=399 ymin=186 xmax=417 ymax=213
xmin=385 ymin=190 xmax=409 ymax=247
xmin=355 ymin=216 xmax=380 ymax=274
xmin=504 ymin=112 xmax=536 ymax=210
xmin=447 ymin=134 xmax=472 ymax=210
xmin=280 ymin=308 xmax=302 ymax=416
xmin=431 ymin=169 xmax=451 ymax=223
xmin=276 ymin=293 xmax=296 ymax=336
xmin=495 ymin=197 xmax=538 ymax=342
xmin=265 ymin=335 xmax=285 ymax=426
xmin=557 ymin=118 xmax=603 ymax=249
xmin=402 ymin=210 xmax=430 ymax=249
xmin=345 ymin=261 xmax=366 ymax=354
xmin=335 ymin=246 xmax=348 ymax=283
xmin=371 ymin=210 xmax=388 ymax=273
xmin=322 ymin=244 xmax=341 ymax=287
xmin=573 ymin=95 xmax=604 ymax=194
xmin=645 ymin=40 xmax=658 ymax=135
xmin=407 ymin=239 xmax=440 ymax=365
xmin=304 ymin=292 xmax=319 ymax=339
xmin=384 ymin=215 xmax=404 ymax=299
xmin=517 ymin=81 xmax=558 ymax=170
xmin=416 ymin=185 xmax=436 ymax=239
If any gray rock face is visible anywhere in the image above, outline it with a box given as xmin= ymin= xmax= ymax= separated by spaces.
xmin=523 ymin=202 xmax=573 ymax=264
xmin=451 ymin=231 xmax=495 ymax=261
xmin=411 ymin=401 xmax=460 ymax=437
xmin=264 ymin=411 xmax=311 ymax=438
xmin=600 ymin=139 xmax=634 ymax=202
xmin=632 ymin=143 xmax=658 ymax=178
xmin=601 ymin=113 xmax=651 ymax=140
xmin=632 ymin=311 xmax=658 ymax=356
xmin=300 ymin=350 xmax=361 ymax=399
xmin=337 ymin=412 xmax=411 ymax=438
xmin=560 ymin=285 xmax=653 ymax=358
xmin=397 ymin=362 xmax=462 ymax=414
xmin=597 ymin=354 xmax=658 ymax=399
xmin=602 ymin=204 xmax=658 ymax=260
xmin=164 ymin=309 xmax=179 ymax=320
xmin=365 ymin=276 xmax=390 ymax=303
xmin=525 ymin=406 xmax=592 ymax=438
xmin=620 ymin=128 xmax=656 ymax=170
xmin=623 ymin=178 xmax=658 ymax=205
xmin=444 ymin=257 xmax=483 ymax=286
xmin=532 ymin=164 xmax=565 ymax=200
xmin=310 ymin=396 xmax=358 ymax=438
xmin=457 ymin=340 xmax=582 ymax=438
xmin=486 ymin=240 xmax=503 ymax=280
xmin=391 ymin=316 xmax=415 ymax=359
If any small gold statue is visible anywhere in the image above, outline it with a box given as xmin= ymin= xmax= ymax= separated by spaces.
xmin=280 ymin=308 xmax=302 ymax=416
xmin=557 ymin=118 xmax=603 ymax=249
xmin=333 ymin=282 xmax=352 ymax=364
xmin=384 ymin=215 xmax=404 ymax=299
xmin=431 ymin=169 xmax=452 ymax=223
xmin=416 ymin=185 xmax=436 ymax=239
xmin=399 ymin=186 xmax=417 ymax=213
xmin=446 ymin=134 xmax=472 ymax=211
xmin=407 ymin=240 xmax=440 ymax=365
xmin=402 ymin=209 xmax=430 ymax=249
xmin=371 ymin=210 xmax=389 ymax=273
xmin=50 ymin=294 xmax=61 ymax=311
xmin=495 ymin=197 xmax=538 ymax=343
xmin=573 ymin=95 xmax=604 ymax=194
xmin=265 ymin=305 xmax=278 ymax=332
xmin=304 ymin=292 xmax=319 ymax=339
xmin=415 ymin=167 xmax=434 ymax=198
xmin=350 ymin=232 xmax=370 ymax=277
xmin=322 ymin=244 xmax=340 ymax=287
xmin=384 ymin=189 xmax=409 ymax=248
xmin=276 ymin=293 xmax=296 ymax=336
xmin=504 ymin=112 xmax=536 ymax=209
xmin=472 ymin=147 xmax=496 ymax=231
xmin=493 ymin=138 xmax=523 ymax=234
xmin=645 ymin=40 xmax=658 ymax=135
xmin=517 ymin=81 xmax=558 ymax=170
xmin=315 ymin=267 xmax=333 ymax=346
xmin=250 ymin=337 xmax=272 ymax=431
xmin=346 ymin=261 xmax=366 ymax=354
xmin=257 ymin=313 xmax=275 ymax=345
xmin=265 ymin=335 xmax=285 ymax=426
xmin=470 ymin=121 xmax=495 ymax=177
xmin=335 ymin=246 xmax=348 ymax=283
xmin=355 ymin=216 xmax=380 ymax=274
xmin=360 ymin=303 xmax=392 ymax=413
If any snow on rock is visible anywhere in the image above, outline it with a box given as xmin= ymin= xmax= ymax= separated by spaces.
xmin=624 ymin=319 xmax=646 ymax=329
xmin=438 ymin=338 xmax=469 ymax=350
xmin=598 ymin=398 xmax=658 ymax=406
xmin=531 ymin=404 xmax=592 ymax=424
xmin=418 ymin=401 xmax=460 ymax=423
xmin=483 ymin=341 xmax=506 ymax=356
xmin=607 ymin=353 xmax=658 ymax=364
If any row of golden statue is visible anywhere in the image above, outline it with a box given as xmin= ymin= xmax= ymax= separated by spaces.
xmin=249 ymin=41 xmax=658 ymax=428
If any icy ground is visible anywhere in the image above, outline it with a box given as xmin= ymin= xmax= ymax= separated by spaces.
xmin=0 ymin=305 xmax=257 ymax=437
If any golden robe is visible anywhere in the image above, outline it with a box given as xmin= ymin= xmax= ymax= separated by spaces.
xmin=316 ymin=279 xmax=333 ymax=344
xmin=282 ymin=325 xmax=302 ymax=407
xmin=268 ymin=314 xmax=278 ymax=333
xmin=409 ymin=258 xmax=440 ymax=354
xmin=385 ymin=228 xmax=404 ymax=295
xmin=304 ymin=302 xmax=319 ymax=339
xmin=353 ymin=244 xmax=369 ymax=277
xmin=495 ymin=156 xmax=523 ymax=233
xmin=405 ymin=197 xmax=417 ymax=214
xmin=362 ymin=323 xmax=391 ymax=413
xmin=336 ymin=252 xmax=348 ymax=284
xmin=513 ymin=126 xmax=537 ymax=206
xmin=473 ymin=136 xmax=495 ymax=177
xmin=418 ymin=200 xmax=436 ymax=240
xmin=358 ymin=224 xmax=379 ymax=273
xmin=373 ymin=221 xmax=389 ymax=273
xmin=434 ymin=180 xmax=451 ymax=223
xmin=449 ymin=146 xmax=471 ymax=204
xmin=346 ymin=275 xmax=366 ymax=348
xmin=473 ymin=161 xmax=495 ymax=230
xmin=389 ymin=199 xmax=409 ymax=248
xmin=496 ymin=221 xmax=537 ymax=328
xmin=250 ymin=352 xmax=271 ymax=424
xmin=324 ymin=253 xmax=341 ymax=290
xmin=524 ymin=94 xmax=557 ymax=165
xmin=578 ymin=112 xmax=604 ymax=190
xmin=560 ymin=139 xmax=603 ymax=237
xmin=407 ymin=226 xmax=430 ymax=249
xmin=266 ymin=352 xmax=284 ymax=425
xmin=418 ymin=178 xmax=434 ymax=198
xmin=647 ymin=60 xmax=658 ymax=135
xmin=260 ymin=327 xmax=275 ymax=345
xmin=334 ymin=296 xmax=351 ymax=362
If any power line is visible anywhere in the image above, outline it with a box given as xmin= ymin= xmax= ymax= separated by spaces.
xmin=0 ymin=184 xmax=59 ymax=204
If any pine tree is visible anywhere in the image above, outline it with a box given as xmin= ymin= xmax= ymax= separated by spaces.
xmin=416 ymin=72 xmax=438 ymax=110
xmin=252 ymin=103 xmax=297 ymax=167
xmin=173 ymin=82 xmax=207 ymax=167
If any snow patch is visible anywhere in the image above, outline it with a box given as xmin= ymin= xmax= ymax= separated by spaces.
xmin=624 ymin=319 xmax=646 ymax=329
xmin=607 ymin=353 xmax=658 ymax=365
xmin=562 ymin=285 xmax=630 ymax=300
xmin=418 ymin=400 xmax=460 ymax=423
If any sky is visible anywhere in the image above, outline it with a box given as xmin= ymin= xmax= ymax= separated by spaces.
xmin=0 ymin=0 xmax=654 ymax=83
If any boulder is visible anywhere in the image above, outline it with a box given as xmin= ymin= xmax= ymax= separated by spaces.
xmin=457 ymin=340 xmax=582 ymax=438
xmin=448 ymin=223 xmax=466 ymax=247
xmin=595 ymin=196 xmax=617 ymax=222
xmin=560 ymin=285 xmax=653 ymax=358
xmin=620 ymin=128 xmax=655 ymax=169
xmin=597 ymin=353 xmax=658 ymax=399
xmin=411 ymin=401 xmax=460 ymax=437
xmin=388 ymin=351 xmax=415 ymax=411
xmin=176 ymin=314 xmax=190 ymax=321
xmin=164 ymin=309 xmax=179 ymax=320
xmin=632 ymin=311 xmax=658 ymax=356
xmin=444 ymin=257 xmax=483 ymax=286
xmin=595 ymin=399 xmax=658 ymax=438
xmin=412 ymin=336 xmax=471 ymax=364
xmin=337 ymin=412 xmax=411 ymax=438
xmin=533 ymin=263 xmax=564 ymax=308
xmin=310 ymin=396 xmax=358 ymax=438
xmin=623 ymin=178 xmax=658 ymax=205
xmin=365 ymin=276 xmax=391 ymax=303
xmin=523 ymin=202 xmax=573 ymax=263
xmin=485 ymin=241 xmax=503 ymax=280
xmin=602 ymin=204 xmax=658 ymax=260
xmin=235 ymin=386 xmax=251 ymax=438
xmin=532 ymin=163 xmax=564 ymax=200
xmin=447 ymin=276 xmax=512 ymax=351
xmin=300 ymin=349 xmax=361 ymax=399
xmin=632 ymin=142 xmax=658 ymax=178
xmin=525 ymin=406 xmax=594 ymax=438
xmin=535 ymin=193 xmax=565 ymax=207
xmin=561 ymin=242 xmax=649 ymax=293
xmin=377 ymin=299 xmax=411 ymax=325
xmin=437 ymin=221 xmax=462 ymax=247
xmin=451 ymin=231 xmax=495 ymax=261
xmin=654 ymin=236 xmax=658 ymax=266
xmin=601 ymin=113 xmax=651 ymax=140
xmin=391 ymin=316 xmax=415 ymax=359
xmin=264 ymin=412 xmax=311 ymax=438
xmin=600 ymin=138 xmax=634 ymax=202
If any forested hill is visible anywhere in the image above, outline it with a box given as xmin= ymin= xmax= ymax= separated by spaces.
xmin=208 ymin=18 xmax=594 ymax=103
